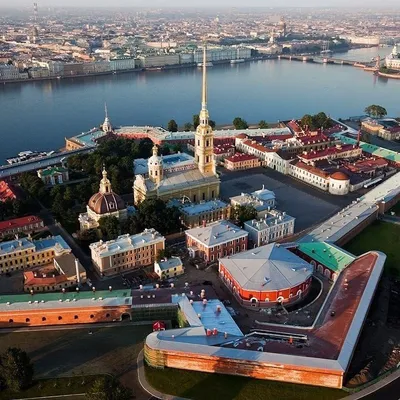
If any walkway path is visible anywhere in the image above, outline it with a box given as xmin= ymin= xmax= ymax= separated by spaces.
xmin=137 ymin=349 xmax=190 ymax=400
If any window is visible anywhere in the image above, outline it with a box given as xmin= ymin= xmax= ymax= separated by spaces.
xmin=74 ymin=315 xmax=78 ymax=320
xmin=106 ymin=313 xmax=110 ymax=318
xmin=90 ymin=314 xmax=94 ymax=319
xmin=9 ymin=319 xmax=13 ymax=323
xmin=42 ymin=317 xmax=46 ymax=321
xmin=58 ymin=316 xmax=62 ymax=320
xmin=26 ymin=318 xmax=30 ymax=322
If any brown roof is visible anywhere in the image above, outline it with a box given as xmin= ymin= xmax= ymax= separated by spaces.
xmin=292 ymin=160 xmax=330 ymax=179
xmin=330 ymin=171 xmax=350 ymax=181
xmin=88 ymin=191 xmax=126 ymax=215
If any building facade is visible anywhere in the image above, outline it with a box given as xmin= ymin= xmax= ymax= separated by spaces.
xmin=37 ymin=166 xmax=69 ymax=186
xmin=224 ymin=153 xmax=261 ymax=171
xmin=0 ymin=216 xmax=44 ymax=239
xmin=180 ymin=200 xmax=231 ymax=228
xmin=154 ymin=257 xmax=184 ymax=280
xmin=244 ymin=211 xmax=295 ymax=247
xmin=90 ymin=229 xmax=165 ymax=277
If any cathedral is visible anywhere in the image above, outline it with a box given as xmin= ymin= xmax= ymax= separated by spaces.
xmin=133 ymin=45 xmax=220 ymax=205
xmin=79 ymin=167 xmax=127 ymax=231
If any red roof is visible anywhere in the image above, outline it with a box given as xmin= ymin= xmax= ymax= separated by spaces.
xmin=242 ymin=139 xmax=274 ymax=153
xmin=297 ymin=134 xmax=329 ymax=145
xmin=292 ymin=160 xmax=330 ymax=179
xmin=0 ymin=181 xmax=17 ymax=202
xmin=330 ymin=171 xmax=349 ymax=181
xmin=225 ymin=153 xmax=259 ymax=163
xmin=287 ymin=120 xmax=303 ymax=134
xmin=213 ymin=144 xmax=235 ymax=154
xmin=0 ymin=216 xmax=43 ymax=233
xmin=299 ymin=144 xmax=359 ymax=160
xmin=24 ymin=271 xmax=68 ymax=287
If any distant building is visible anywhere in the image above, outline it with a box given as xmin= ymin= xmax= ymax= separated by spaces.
xmin=0 ymin=216 xmax=44 ymax=239
xmin=180 ymin=199 xmax=231 ymax=228
xmin=154 ymin=257 xmax=184 ymax=280
xmin=244 ymin=211 xmax=295 ymax=247
xmin=79 ymin=167 xmax=127 ymax=231
xmin=90 ymin=229 xmax=165 ymax=277
xmin=219 ymin=243 xmax=313 ymax=308
xmin=37 ymin=166 xmax=69 ymax=186
xmin=0 ymin=235 xmax=71 ymax=274
xmin=224 ymin=153 xmax=261 ymax=171
xmin=230 ymin=186 xmax=276 ymax=218
xmin=110 ymin=57 xmax=135 ymax=71
xmin=186 ymin=220 xmax=248 ymax=262
xmin=385 ymin=44 xmax=400 ymax=70
xmin=213 ymin=143 xmax=235 ymax=164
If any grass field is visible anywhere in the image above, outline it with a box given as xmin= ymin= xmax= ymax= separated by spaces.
xmin=0 ymin=376 xmax=102 ymax=400
xmin=145 ymin=365 xmax=347 ymax=400
xmin=344 ymin=220 xmax=400 ymax=277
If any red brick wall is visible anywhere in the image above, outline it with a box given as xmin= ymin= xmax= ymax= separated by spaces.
xmin=0 ymin=305 xmax=132 ymax=327
xmin=145 ymin=344 xmax=344 ymax=389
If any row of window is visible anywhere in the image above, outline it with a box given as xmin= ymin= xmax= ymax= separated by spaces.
xmin=8 ymin=313 xmax=113 ymax=324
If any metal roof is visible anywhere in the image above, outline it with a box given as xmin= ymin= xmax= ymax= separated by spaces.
xmin=298 ymin=242 xmax=355 ymax=273
xmin=185 ymin=220 xmax=248 ymax=247
xmin=181 ymin=199 xmax=229 ymax=216
xmin=156 ymin=257 xmax=182 ymax=271
xmin=220 ymin=243 xmax=313 ymax=292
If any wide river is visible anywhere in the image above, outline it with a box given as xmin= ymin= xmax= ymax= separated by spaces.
xmin=0 ymin=47 xmax=399 ymax=163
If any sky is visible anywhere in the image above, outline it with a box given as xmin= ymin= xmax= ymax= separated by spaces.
xmin=0 ymin=0 xmax=399 ymax=7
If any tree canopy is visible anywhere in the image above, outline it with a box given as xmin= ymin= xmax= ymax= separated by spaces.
xmin=193 ymin=114 xmax=200 ymax=129
xmin=85 ymin=376 xmax=132 ymax=400
xmin=300 ymin=112 xmax=333 ymax=131
xmin=183 ymin=122 xmax=193 ymax=132
xmin=232 ymin=204 xmax=257 ymax=226
xmin=364 ymin=104 xmax=387 ymax=119
xmin=167 ymin=119 xmax=178 ymax=132
xmin=99 ymin=216 xmax=121 ymax=240
xmin=259 ymin=120 xmax=269 ymax=129
xmin=233 ymin=117 xmax=249 ymax=130
xmin=0 ymin=348 xmax=34 ymax=392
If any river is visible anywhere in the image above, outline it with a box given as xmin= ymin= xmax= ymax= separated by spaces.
xmin=0 ymin=47 xmax=399 ymax=163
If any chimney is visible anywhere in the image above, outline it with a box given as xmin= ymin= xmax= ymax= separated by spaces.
xmin=75 ymin=259 xmax=81 ymax=285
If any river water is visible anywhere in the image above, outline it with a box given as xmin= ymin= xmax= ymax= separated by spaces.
xmin=0 ymin=47 xmax=399 ymax=163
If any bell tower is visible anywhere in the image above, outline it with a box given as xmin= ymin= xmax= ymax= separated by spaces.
xmin=195 ymin=43 xmax=215 ymax=176
xmin=99 ymin=166 xmax=112 ymax=194
xmin=148 ymin=144 xmax=163 ymax=185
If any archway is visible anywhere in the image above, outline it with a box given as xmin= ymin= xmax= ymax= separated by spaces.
xmin=120 ymin=313 xmax=131 ymax=322
xmin=277 ymin=296 xmax=284 ymax=304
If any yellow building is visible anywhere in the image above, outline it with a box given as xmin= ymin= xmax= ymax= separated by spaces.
xmin=133 ymin=45 xmax=220 ymax=205
xmin=154 ymin=257 xmax=184 ymax=280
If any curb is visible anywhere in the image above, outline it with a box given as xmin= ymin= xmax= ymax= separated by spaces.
xmin=136 ymin=349 xmax=190 ymax=400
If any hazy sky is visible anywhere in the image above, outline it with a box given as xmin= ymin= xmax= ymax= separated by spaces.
xmin=0 ymin=0 xmax=399 ymax=7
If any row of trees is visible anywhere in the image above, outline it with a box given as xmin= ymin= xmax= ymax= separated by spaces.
xmin=300 ymin=112 xmax=333 ymax=131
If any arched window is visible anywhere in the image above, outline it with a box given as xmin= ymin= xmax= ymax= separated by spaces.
xmin=90 ymin=314 xmax=94 ymax=319
xmin=74 ymin=315 xmax=78 ymax=320
xmin=42 ymin=317 xmax=46 ymax=322
xmin=26 ymin=318 xmax=30 ymax=323
xmin=58 ymin=316 xmax=62 ymax=320
xmin=9 ymin=319 xmax=13 ymax=323
xmin=106 ymin=313 xmax=110 ymax=318
xmin=297 ymin=290 xmax=302 ymax=297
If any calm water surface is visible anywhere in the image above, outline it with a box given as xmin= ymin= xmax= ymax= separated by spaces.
xmin=0 ymin=47 xmax=399 ymax=163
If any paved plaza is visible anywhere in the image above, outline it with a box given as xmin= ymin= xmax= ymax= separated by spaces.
xmin=220 ymin=170 xmax=345 ymax=231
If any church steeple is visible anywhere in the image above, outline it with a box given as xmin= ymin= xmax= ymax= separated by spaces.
xmin=99 ymin=165 xmax=112 ymax=194
xmin=194 ymin=42 xmax=215 ymax=176
xmin=102 ymin=103 xmax=112 ymax=133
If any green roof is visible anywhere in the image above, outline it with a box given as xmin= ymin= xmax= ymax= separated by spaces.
xmin=340 ymin=136 xmax=400 ymax=164
xmin=0 ymin=289 xmax=130 ymax=305
xmin=40 ymin=166 xmax=68 ymax=177
xmin=298 ymin=242 xmax=355 ymax=273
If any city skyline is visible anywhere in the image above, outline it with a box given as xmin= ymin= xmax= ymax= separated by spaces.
xmin=1 ymin=0 xmax=400 ymax=8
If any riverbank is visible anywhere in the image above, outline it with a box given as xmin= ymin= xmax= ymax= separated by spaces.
xmin=0 ymin=55 xmax=278 ymax=85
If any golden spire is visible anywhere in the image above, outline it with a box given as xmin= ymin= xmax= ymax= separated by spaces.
xmin=152 ymin=144 xmax=158 ymax=156
xmin=199 ymin=41 xmax=209 ymax=127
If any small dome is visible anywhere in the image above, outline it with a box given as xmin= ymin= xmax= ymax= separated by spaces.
xmin=88 ymin=192 xmax=125 ymax=215
xmin=330 ymin=171 xmax=349 ymax=181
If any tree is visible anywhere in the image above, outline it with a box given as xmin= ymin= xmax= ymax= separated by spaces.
xmin=259 ymin=120 xmax=269 ymax=129
xmin=160 ymin=145 xmax=171 ymax=156
xmin=183 ymin=122 xmax=193 ymax=132
xmin=0 ymin=348 xmax=34 ymax=392
xmin=172 ymin=143 xmax=183 ymax=153
xmin=232 ymin=205 xmax=257 ymax=226
xmin=86 ymin=376 xmax=132 ymax=400
xmin=232 ymin=117 xmax=248 ymax=130
xmin=209 ymin=120 xmax=216 ymax=129
xmin=300 ymin=114 xmax=313 ymax=130
xmin=156 ymin=247 xmax=173 ymax=262
xmin=364 ymin=104 xmax=387 ymax=119
xmin=167 ymin=119 xmax=178 ymax=132
xmin=193 ymin=114 xmax=200 ymax=129
xmin=98 ymin=216 xmax=120 ymax=240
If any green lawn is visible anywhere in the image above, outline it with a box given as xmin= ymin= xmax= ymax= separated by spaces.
xmin=0 ymin=375 xmax=103 ymax=400
xmin=145 ymin=366 xmax=347 ymax=400
xmin=344 ymin=220 xmax=400 ymax=277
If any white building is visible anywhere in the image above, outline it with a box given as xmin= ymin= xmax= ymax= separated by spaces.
xmin=289 ymin=160 xmax=330 ymax=191
xmin=230 ymin=186 xmax=276 ymax=218
xmin=154 ymin=257 xmax=184 ymax=280
xmin=0 ymin=65 xmax=20 ymax=80
xmin=110 ymin=58 xmax=135 ymax=71
xmin=244 ymin=211 xmax=295 ymax=247
xmin=329 ymin=172 xmax=351 ymax=195
xmin=385 ymin=44 xmax=400 ymax=70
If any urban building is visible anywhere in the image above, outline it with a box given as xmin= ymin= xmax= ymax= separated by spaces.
xmin=224 ymin=153 xmax=260 ymax=171
xmin=24 ymin=254 xmax=86 ymax=292
xmin=90 ymin=229 xmax=165 ymax=277
xmin=186 ymin=220 xmax=248 ymax=262
xmin=37 ymin=166 xmax=69 ymax=186
xmin=213 ymin=143 xmax=235 ymax=164
xmin=79 ymin=167 xmax=127 ymax=231
xmin=0 ymin=181 xmax=18 ymax=202
xmin=154 ymin=257 xmax=184 ymax=280
xmin=133 ymin=46 xmax=220 ymax=205
xmin=297 ymin=144 xmax=362 ymax=165
xmin=219 ymin=243 xmax=313 ymax=308
xmin=0 ymin=216 xmax=44 ymax=239
xmin=289 ymin=160 xmax=330 ymax=191
xmin=110 ymin=57 xmax=135 ymax=71
xmin=230 ymin=187 xmax=276 ymax=218
xmin=180 ymin=199 xmax=231 ymax=228
xmin=0 ymin=235 xmax=71 ymax=274
xmin=244 ymin=211 xmax=295 ymax=247
xmin=385 ymin=44 xmax=400 ymax=70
